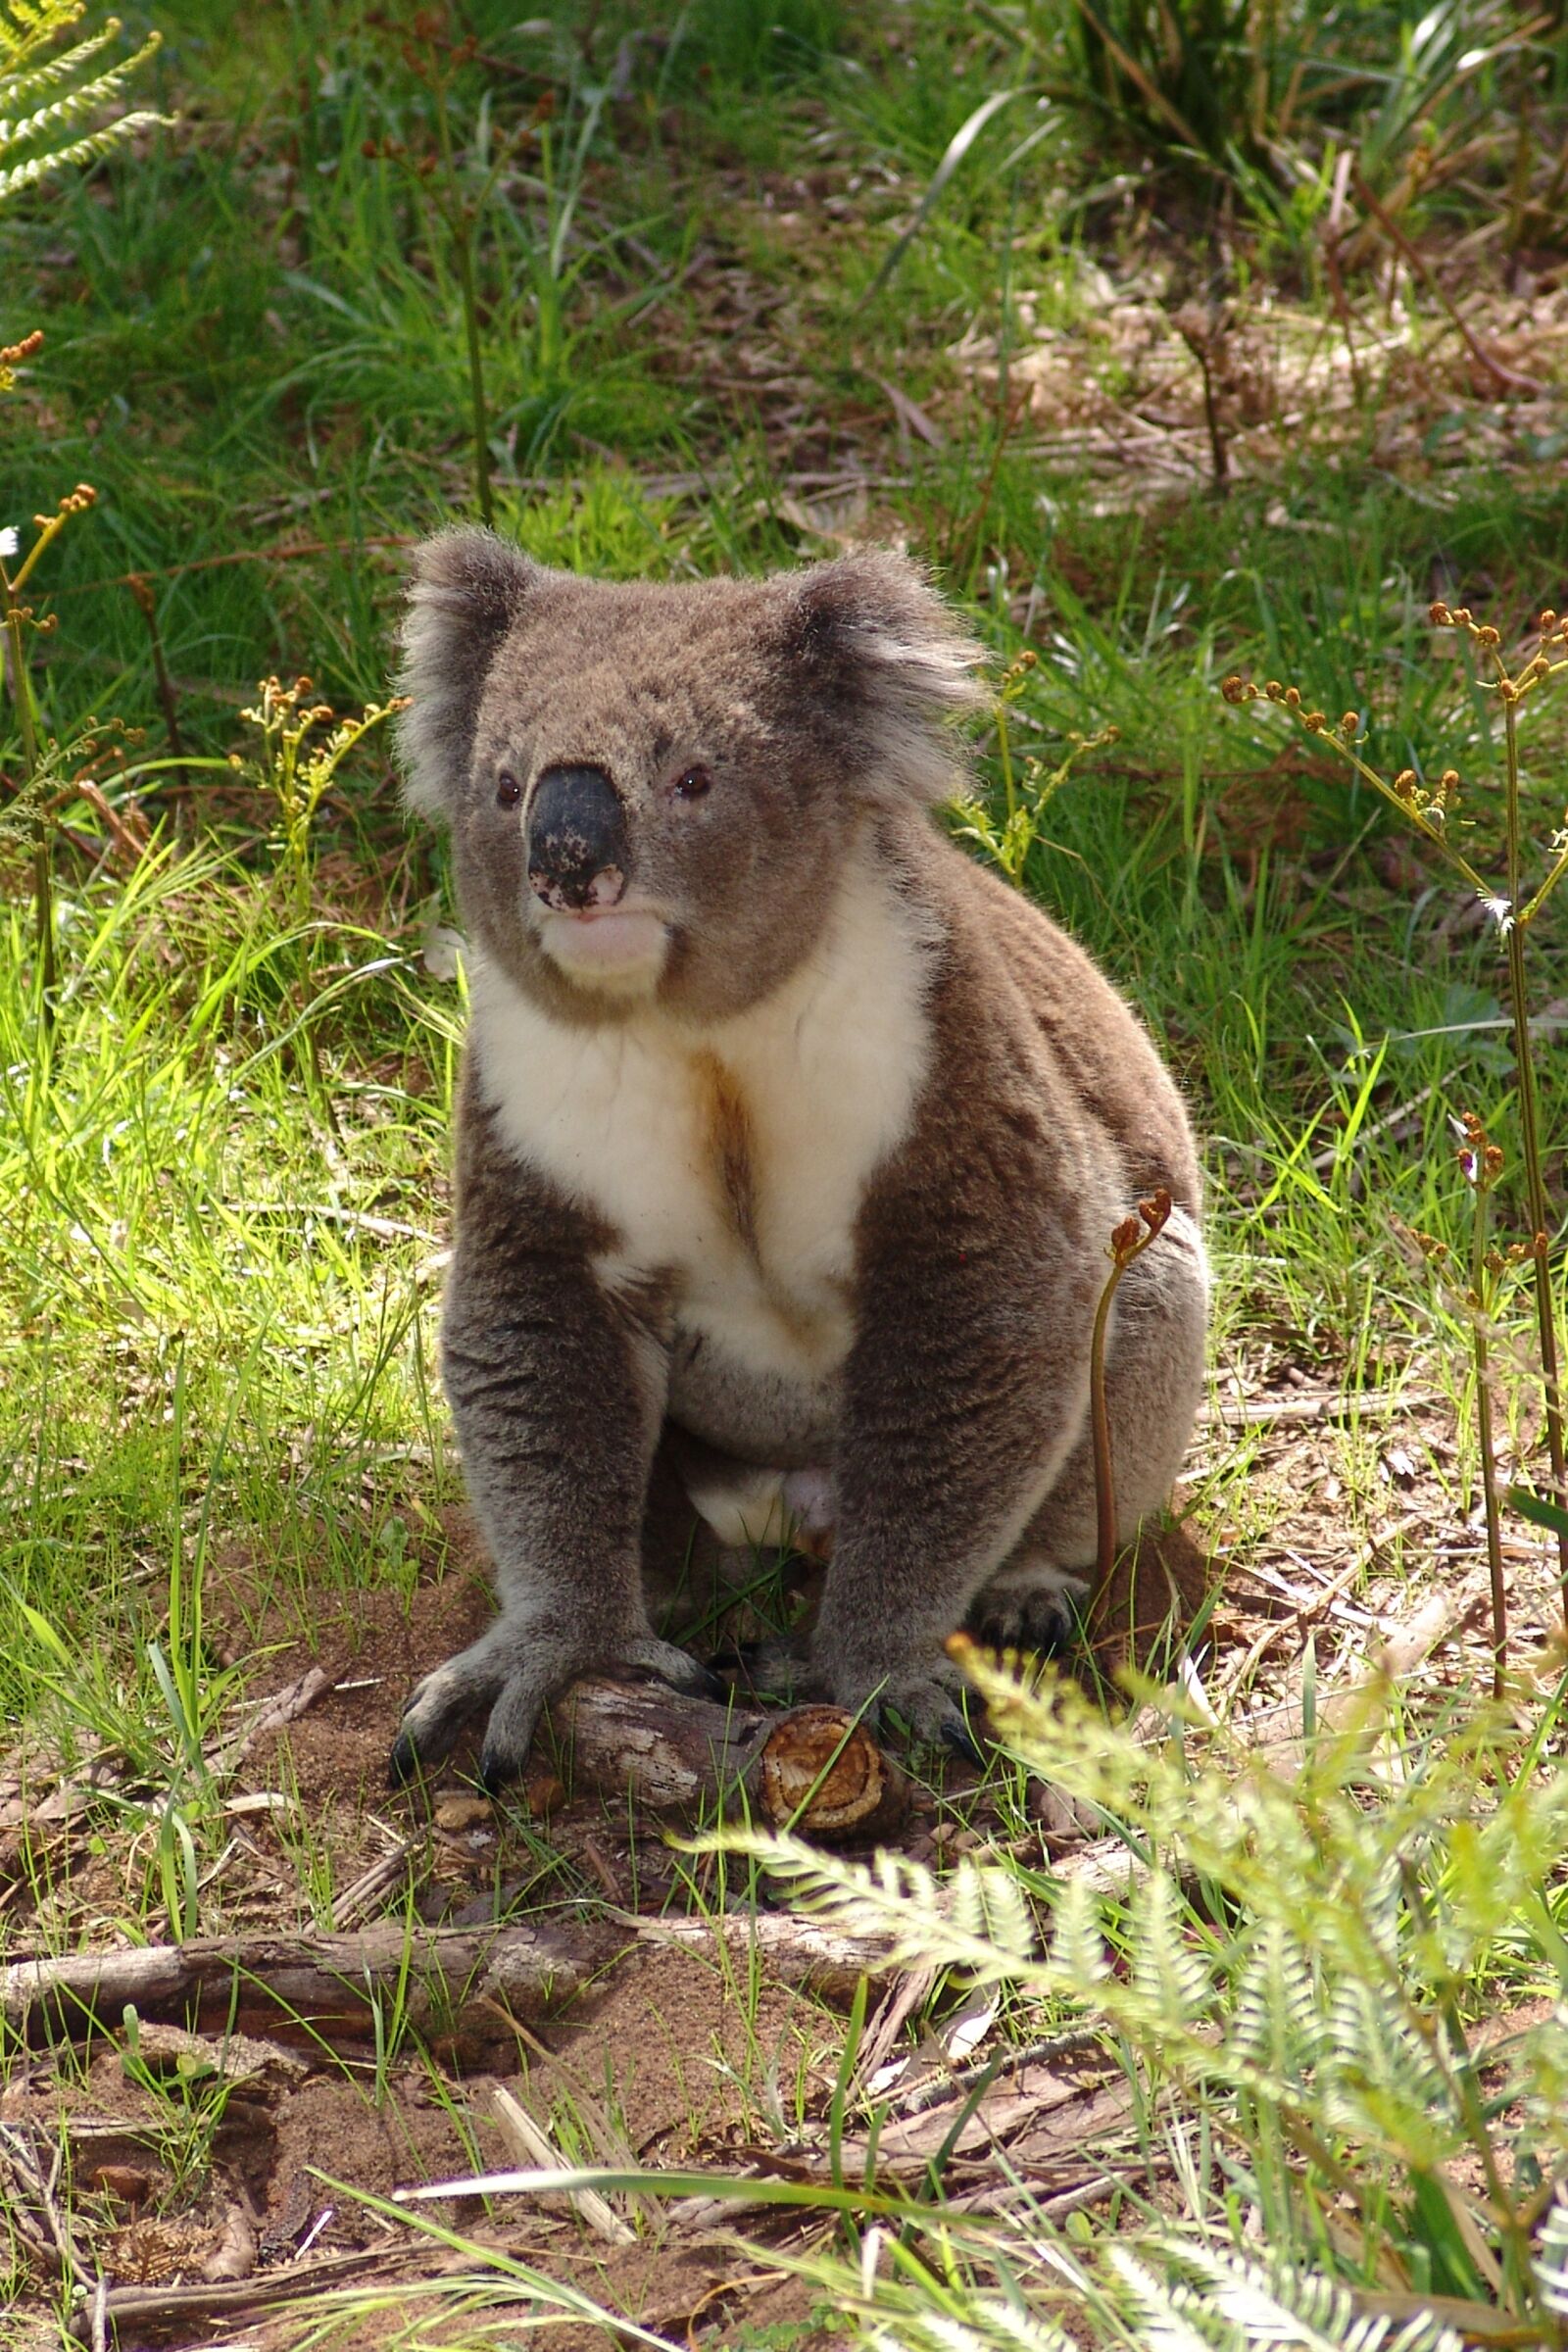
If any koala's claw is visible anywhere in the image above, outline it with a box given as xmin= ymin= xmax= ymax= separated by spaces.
xmin=621 ymin=1635 xmax=725 ymax=1702
xmin=826 ymin=1655 xmax=990 ymax=1763
xmin=389 ymin=1651 xmax=507 ymax=1786
xmin=938 ymin=1712 xmax=988 ymax=1768
xmin=964 ymin=1576 xmax=1087 ymax=1658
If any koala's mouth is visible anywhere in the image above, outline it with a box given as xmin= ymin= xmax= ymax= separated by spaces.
xmin=535 ymin=903 xmax=669 ymax=993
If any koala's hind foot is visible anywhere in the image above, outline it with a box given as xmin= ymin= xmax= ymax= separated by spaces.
xmin=964 ymin=1561 xmax=1086 ymax=1655
xmin=390 ymin=1617 xmax=719 ymax=1791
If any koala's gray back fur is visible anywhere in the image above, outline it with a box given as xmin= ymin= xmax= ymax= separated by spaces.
xmin=389 ymin=531 xmax=1206 ymax=1786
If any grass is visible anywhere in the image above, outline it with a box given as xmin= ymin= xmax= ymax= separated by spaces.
xmin=3 ymin=0 xmax=1568 ymax=2345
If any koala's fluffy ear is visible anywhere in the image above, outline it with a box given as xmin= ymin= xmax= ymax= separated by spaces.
xmin=783 ymin=549 xmax=986 ymax=804
xmin=397 ymin=528 xmax=552 ymax=819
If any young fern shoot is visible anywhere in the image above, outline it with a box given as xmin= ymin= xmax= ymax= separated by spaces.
xmin=1090 ymin=1190 xmax=1173 ymax=1623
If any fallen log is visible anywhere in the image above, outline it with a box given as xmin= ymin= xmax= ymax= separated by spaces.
xmin=1 ymin=1910 xmax=899 ymax=2049
xmin=547 ymin=1682 xmax=908 ymax=1842
xmin=0 ymin=1920 xmax=607 ymax=2048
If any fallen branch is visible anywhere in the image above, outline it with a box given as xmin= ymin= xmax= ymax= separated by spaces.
xmin=2 ymin=1909 xmax=901 ymax=2050
xmin=0 ymin=1920 xmax=606 ymax=2048
xmin=549 ymin=1682 xmax=909 ymax=1842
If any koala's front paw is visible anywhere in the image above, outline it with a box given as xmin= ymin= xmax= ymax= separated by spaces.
xmin=830 ymin=1650 xmax=987 ymax=1766
xmin=390 ymin=1624 xmax=722 ymax=1792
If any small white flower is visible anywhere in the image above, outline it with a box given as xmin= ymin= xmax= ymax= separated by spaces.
xmin=0 ymin=525 xmax=18 ymax=560
xmin=1481 ymin=894 xmax=1515 ymax=934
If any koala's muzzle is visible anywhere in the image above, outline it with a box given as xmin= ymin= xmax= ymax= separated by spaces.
xmin=526 ymin=764 xmax=628 ymax=913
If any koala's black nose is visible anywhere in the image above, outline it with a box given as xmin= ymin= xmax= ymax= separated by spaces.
xmin=525 ymin=764 xmax=628 ymax=913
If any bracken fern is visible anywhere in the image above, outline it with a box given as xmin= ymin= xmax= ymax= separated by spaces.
xmin=0 ymin=3 xmax=168 ymax=209
xmin=710 ymin=1659 xmax=1568 ymax=2337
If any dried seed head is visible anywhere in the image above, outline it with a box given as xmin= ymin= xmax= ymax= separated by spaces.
xmin=1264 ymin=679 xmax=1286 ymax=702
xmin=1541 ymin=611 xmax=1557 ymax=633
xmin=1499 ymin=677 xmax=1521 ymax=704
xmin=1340 ymin=711 xmax=1359 ymax=736
xmin=1220 ymin=674 xmax=1254 ymax=705
xmin=1284 ymin=686 xmax=1301 ymax=708
xmin=1430 ymin=601 xmax=1453 ymax=626
xmin=1476 ymin=625 xmax=1499 ymax=647
xmin=1440 ymin=768 xmax=1459 ymax=791
xmin=1302 ymin=710 xmax=1326 ymax=731
xmin=1454 ymin=607 xmax=1473 ymax=626
xmin=1394 ymin=768 xmax=1417 ymax=800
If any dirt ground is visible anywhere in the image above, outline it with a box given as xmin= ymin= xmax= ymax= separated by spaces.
xmin=3 ymin=1392 xmax=1560 ymax=2350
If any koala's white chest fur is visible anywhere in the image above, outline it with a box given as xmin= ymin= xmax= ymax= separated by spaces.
xmin=467 ymin=861 xmax=935 ymax=1387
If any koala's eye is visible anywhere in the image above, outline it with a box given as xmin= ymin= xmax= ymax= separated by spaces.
xmin=673 ymin=765 xmax=712 ymax=802
xmin=496 ymin=770 xmax=522 ymax=809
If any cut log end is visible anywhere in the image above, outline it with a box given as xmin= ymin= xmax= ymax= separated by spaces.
xmin=755 ymin=1704 xmax=908 ymax=1841
xmin=547 ymin=1678 xmax=907 ymax=1841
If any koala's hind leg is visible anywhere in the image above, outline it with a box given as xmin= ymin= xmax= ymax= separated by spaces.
xmin=966 ymin=1205 xmax=1208 ymax=1653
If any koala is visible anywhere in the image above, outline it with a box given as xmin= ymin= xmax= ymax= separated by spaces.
xmin=389 ymin=529 xmax=1207 ymax=1788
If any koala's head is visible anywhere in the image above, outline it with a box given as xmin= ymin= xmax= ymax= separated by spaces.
xmin=397 ymin=529 xmax=983 ymax=1023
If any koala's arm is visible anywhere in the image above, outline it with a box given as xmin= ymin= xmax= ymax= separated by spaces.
xmin=811 ymin=1071 xmax=1102 ymax=1748
xmin=392 ymin=1083 xmax=706 ymax=1786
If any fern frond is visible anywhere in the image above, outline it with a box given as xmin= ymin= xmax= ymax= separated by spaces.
xmin=708 ymin=1831 xmax=1046 ymax=1983
xmin=1228 ymin=1917 xmax=1326 ymax=2079
xmin=0 ymin=25 xmax=159 ymax=149
xmin=1317 ymin=1978 xmax=1454 ymax=2167
xmin=0 ymin=105 xmax=162 ymax=201
xmin=0 ymin=12 xmax=166 ymax=210
xmin=0 ymin=1 xmax=86 ymax=76
xmin=866 ymin=2304 xmax=1074 ymax=2352
xmin=0 ymin=16 xmax=116 ymax=108
xmin=1535 ymin=2182 xmax=1568 ymax=2317
xmin=1160 ymin=2242 xmax=1465 ymax=2352
xmin=1127 ymin=1869 xmax=1216 ymax=2031
xmin=1105 ymin=2247 xmax=1226 ymax=2352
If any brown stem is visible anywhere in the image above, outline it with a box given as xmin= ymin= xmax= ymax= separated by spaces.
xmin=3 ymin=593 xmax=55 ymax=1016
xmin=1350 ymin=169 xmax=1544 ymax=395
xmin=1088 ymin=1194 xmax=1172 ymax=1621
xmin=1174 ymin=312 xmax=1230 ymax=495
xmin=949 ymin=390 xmax=1026 ymax=584
xmin=1467 ymin=1183 xmax=1508 ymax=1700
xmin=127 ymin=572 xmax=184 ymax=757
